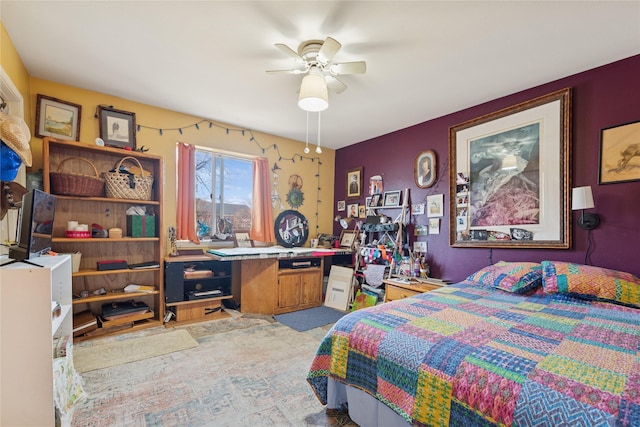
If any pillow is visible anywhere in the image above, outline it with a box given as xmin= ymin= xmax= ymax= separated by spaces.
xmin=541 ymin=261 xmax=640 ymax=307
xmin=466 ymin=261 xmax=542 ymax=293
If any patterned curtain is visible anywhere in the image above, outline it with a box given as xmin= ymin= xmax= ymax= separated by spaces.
xmin=250 ymin=157 xmax=275 ymax=243
xmin=176 ymin=142 xmax=200 ymax=244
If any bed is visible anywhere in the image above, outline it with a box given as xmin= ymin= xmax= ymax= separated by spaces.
xmin=307 ymin=260 xmax=640 ymax=426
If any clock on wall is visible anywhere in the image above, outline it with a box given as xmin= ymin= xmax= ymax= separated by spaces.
xmin=274 ymin=210 xmax=308 ymax=248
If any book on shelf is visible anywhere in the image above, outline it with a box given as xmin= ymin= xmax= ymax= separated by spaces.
xmin=73 ymin=310 xmax=98 ymax=337
xmin=128 ymin=261 xmax=160 ymax=269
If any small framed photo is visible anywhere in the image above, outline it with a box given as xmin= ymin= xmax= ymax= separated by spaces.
xmin=599 ymin=120 xmax=640 ymax=184
xmin=234 ymin=232 xmax=253 ymax=248
xmin=369 ymin=174 xmax=383 ymax=195
xmin=347 ymin=203 xmax=359 ymax=218
xmin=35 ymin=94 xmax=81 ymax=141
xmin=428 ymin=218 xmax=440 ymax=234
xmin=369 ymin=193 xmax=382 ymax=207
xmin=415 ymin=149 xmax=436 ymax=188
xmin=358 ymin=205 xmax=366 ymax=218
xmin=337 ymin=200 xmax=346 ymax=211
xmin=383 ymin=190 xmax=402 ymax=207
xmin=346 ymin=167 xmax=363 ymax=199
xmin=427 ymin=194 xmax=444 ymax=217
xmin=98 ymin=105 xmax=137 ymax=150
xmin=411 ymin=203 xmax=425 ymax=215
xmin=339 ymin=230 xmax=358 ymax=249
xmin=414 ymin=241 xmax=427 ymax=253
xmin=414 ymin=224 xmax=429 ymax=236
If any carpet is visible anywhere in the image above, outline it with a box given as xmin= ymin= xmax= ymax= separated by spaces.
xmin=74 ymin=329 xmax=198 ymax=373
xmin=274 ymin=305 xmax=346 ymax=332
xmin=70 ymin=318 xmax=357 ymax=426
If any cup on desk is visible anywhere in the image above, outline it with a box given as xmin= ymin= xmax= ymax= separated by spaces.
xmin=310 ymin=238 xmax=319 ymax=248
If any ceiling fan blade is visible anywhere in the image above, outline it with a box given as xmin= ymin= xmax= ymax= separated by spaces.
xmin=317 ymin=37 xmax=341 ymax=64
xmin=275 ymin=43 xmax=304 ymax=63
xmin=329 ymin=61 xmax=367 ymax=75
xmin=266 ymin=68 xmax=307 ymax=75
xmin=325 ymin=75 xmax=347 ymax=94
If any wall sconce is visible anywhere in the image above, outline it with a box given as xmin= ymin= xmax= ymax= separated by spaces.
xmin=572 ymin=186 xmax=600 ymax=230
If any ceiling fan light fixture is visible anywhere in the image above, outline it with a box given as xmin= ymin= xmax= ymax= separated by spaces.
xmin=298 ymin=72 xmax=328 ymax=112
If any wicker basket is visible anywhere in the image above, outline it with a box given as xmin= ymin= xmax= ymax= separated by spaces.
xmin=102 ymin=156 xmax=154 ymax=200
xmin=50 ymin=157 xmax=105 ymax=197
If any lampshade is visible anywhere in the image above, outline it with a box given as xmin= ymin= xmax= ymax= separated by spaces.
xmin=298 ymin=70 xmax=328 ymax=112
xmin=572 ymin=186 xmax=595 ymax=210
xmin=501 ymin=154 xmax=518 ymax=170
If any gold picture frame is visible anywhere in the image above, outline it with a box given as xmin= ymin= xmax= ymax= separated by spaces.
xmin=346 ymin=167 xmax=363 ymax=199
xmin=449 ymin=88 xmax=571 ymax=249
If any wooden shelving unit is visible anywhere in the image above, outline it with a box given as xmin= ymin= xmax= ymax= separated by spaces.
xmin=43 ymin=137 xmax=165 ymax=339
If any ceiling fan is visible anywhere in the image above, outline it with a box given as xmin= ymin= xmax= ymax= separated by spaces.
xmin=266 ymin=36 xmax=366 ymax=94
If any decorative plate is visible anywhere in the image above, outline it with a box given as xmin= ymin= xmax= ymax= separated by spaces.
xmin=274 ymin=210 xmax=308 ymax=248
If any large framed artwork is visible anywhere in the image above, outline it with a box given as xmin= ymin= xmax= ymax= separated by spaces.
xmin=449 ymin=88 xmax=571 ymax=249
xmin=599 ymin=120 xmax=640 ymax=184
xmin=35 ymin=94 xmax=81 ymax=141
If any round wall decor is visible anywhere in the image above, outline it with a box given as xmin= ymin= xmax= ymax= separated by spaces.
xmin=274 ymin=210 xmax=308 ymax=248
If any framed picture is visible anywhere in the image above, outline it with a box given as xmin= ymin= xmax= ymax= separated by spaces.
xmin=449 ymin=88 xmax=571 ymax=248
xmin=358 ymin=205 xmax=366 ymax=218
xmin=428 ymin=218 xmax=440 ymax=234
xmin=98 ymin=105 xmax=137 ymax=150
xmin=414 ymin=224 xmax=428 ymax=236
xmin=339 ymin=230 xmax=358 ymax=249
xmin=346 ymin=167 xmax=363 ymax=199
xmin=234 ymin=232 xmax=253 ymax=248
xmin=383 ymin=190 xmax=401 ymax=207
xmin=337 ymin=200 xmax=346 ymax=211
xmin=369 ymin=193 xmax=381 ymax=207
xmin=427 ymin=194 xmax=444 ymax=217
xmin=411 ymin=203 xmax=425 ymax=215
xmin=35 ymin=94 xmax=81 ymax=141
xmin=414 ymin=150 xmax=436 ymax=188
xmin=369 ymin=174 xmax=383 ymax=195
xmin=347 ymin=203 xmax=358 ymax=218
xmin=599 ymin=120 xmax=640 ymax=184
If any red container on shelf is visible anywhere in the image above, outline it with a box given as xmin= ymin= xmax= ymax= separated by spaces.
xmin=66 ymin=230 xmax=91 ymax=238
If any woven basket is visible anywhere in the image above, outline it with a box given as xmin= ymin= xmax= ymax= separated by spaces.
xmin=50 ymin=157 xmax=105 ymax=197
xmin=102 ymin=156 xmax=154 ymax=200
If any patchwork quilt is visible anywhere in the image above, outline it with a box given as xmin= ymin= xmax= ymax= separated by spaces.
xmin=307 ymin=281 xmax=640 ymax=426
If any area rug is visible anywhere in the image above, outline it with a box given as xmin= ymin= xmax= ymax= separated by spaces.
xmin=274 ymin=305 xmax=346 ymax=332
xmin=74 ymin=329 xmax=198 ymax=373
xmin=70 ymin=319 xmax=357 ymax=426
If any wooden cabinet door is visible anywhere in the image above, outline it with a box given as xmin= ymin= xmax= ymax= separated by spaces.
xmin=300 ymin=270 xmax=322 ymax=305
xmin=277 ymin=274 xmax=301 ymax=309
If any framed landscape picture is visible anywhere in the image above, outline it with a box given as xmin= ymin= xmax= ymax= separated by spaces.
xmin=35 ymin=94 xmax=81 ymax=141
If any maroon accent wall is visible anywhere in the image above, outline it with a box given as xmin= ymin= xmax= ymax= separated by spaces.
xmin=335 ymin=55 xmax=640 ymax=282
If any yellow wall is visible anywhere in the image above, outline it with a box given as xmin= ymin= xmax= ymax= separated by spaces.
xmin=1 ymin=22 xmax=336 ymax=247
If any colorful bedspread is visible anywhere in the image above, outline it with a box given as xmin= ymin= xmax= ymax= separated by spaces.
xmin=307 ymin=282 xmax=640 ymax=426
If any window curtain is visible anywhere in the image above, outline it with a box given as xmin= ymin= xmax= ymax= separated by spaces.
xmin=250 ymin=157 xmax=275 ymax=243
xmin=176 ymin=142 xmax=200 ymax=244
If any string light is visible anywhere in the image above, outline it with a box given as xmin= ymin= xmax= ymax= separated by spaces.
xmin=135 ymin=116 xmax=325 ymax=233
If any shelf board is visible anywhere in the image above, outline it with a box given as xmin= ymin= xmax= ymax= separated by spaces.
xmin=53 ymin=237 xmax=159 ymax=243
xmin=51 ymin=194 xmax=160 ymax=205
xmin=166 ymin=294 xmax=233 ymax=307
xmin=72 ymin=290 xmax=159 ymax=305
xmin=73 ymin=267 xmax=160 ymax=277
xmin=74 ymin=318 xmax=163 ymax=342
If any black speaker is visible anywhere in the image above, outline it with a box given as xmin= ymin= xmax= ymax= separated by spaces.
xmin=164 ymin=262 xmax=185 ymax=303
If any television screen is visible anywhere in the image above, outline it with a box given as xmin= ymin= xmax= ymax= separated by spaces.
xmin=11 ymin=189 xmax=57 ymax=260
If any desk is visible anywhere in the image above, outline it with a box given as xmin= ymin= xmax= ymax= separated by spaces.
xmin=383 ymin=277 xmax=447 ymax=302
xmin=207 ymin=247 xmax=352 ymax=315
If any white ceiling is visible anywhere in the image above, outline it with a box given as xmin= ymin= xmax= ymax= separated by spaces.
xmin=2 ymin=1 xmax=640 ymax=150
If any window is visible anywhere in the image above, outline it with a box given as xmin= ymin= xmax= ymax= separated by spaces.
xmin=195 ymin=148 xmax=253 ymax=240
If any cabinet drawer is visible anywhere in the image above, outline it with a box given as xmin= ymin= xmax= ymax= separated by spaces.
xmin=385 ymin=285 xmax=422 ymax=302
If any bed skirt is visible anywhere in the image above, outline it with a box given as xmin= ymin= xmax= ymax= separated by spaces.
xmin=327 ymin=378 xmax=409 ymax=427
